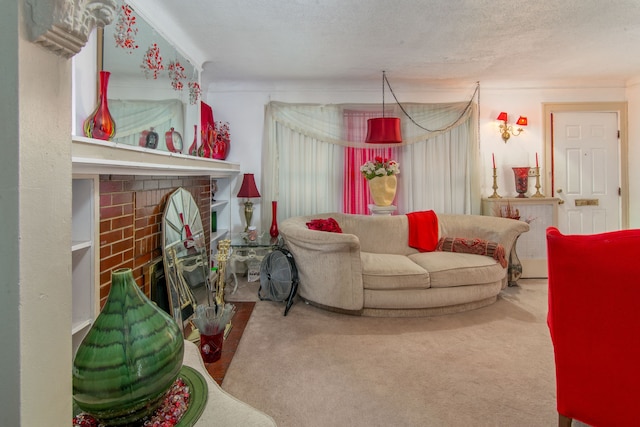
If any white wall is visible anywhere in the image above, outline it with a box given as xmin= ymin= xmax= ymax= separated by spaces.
xmin=626 ymin=78 xmax=640 ymax=228
xmin=0 ymin=3 xmax=73 ymax=425
xmin=204 ymin=80 xmax=635 ymax=231
xmin=0 ymin=2 xmax=21 ymax=425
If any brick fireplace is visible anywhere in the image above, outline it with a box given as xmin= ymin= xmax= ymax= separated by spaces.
xmin=98 ymin=174 xmax=211 ymax=308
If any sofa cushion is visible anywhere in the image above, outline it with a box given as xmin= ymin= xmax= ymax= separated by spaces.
xmin=338 ymin=214 xmax=417 ymax=255
xmin=360 ymin=252 xmax=430 ymax=290
xmin=408 ymin=252 xmax=505 ymax=288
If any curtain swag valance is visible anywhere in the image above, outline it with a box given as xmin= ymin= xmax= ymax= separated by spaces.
xmin=265 ymin=98 xmax=476 ymax=148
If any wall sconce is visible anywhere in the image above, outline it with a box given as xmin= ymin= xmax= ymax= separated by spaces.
xmin=237 ymin=173 xmax=261 ymax=231
xmin=497 ymin=112 xmax=527 ymax=143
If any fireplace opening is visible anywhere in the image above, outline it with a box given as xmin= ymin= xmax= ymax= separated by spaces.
xmin=144 ymin=257 xmax=170 ymax=315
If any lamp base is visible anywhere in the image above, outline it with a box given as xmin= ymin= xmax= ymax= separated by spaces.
xmin=243 ymin=200 xmax=254 ymax=231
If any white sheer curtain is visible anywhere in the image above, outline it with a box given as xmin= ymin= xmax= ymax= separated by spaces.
xmin=109 ymin=99 xmax=185 ymax=150
xmin=261 ymin=98 xmax=479 ymax=224
xmin=398 ymin=103 xmax=480 ymax=214
xmin=262 ymin=105 xmax=344 ymax=219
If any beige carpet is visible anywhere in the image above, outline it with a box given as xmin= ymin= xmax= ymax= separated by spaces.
xmin=224 ymin=279 xmax=558 ymax=427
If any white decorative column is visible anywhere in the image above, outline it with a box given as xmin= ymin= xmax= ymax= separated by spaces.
xmin=24 ymin=0 xmax=117 ymax=58
xmin=368 ymin=204 xmax=397 ymax=216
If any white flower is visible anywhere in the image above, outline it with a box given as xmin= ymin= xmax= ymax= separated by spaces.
xmin=361 ymin=157 xmax=400 ymax=180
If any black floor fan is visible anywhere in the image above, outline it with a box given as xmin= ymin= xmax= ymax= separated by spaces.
xmin=259 ymin=247 xmax=299 ymax=316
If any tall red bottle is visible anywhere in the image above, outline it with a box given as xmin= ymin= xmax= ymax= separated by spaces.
xmin=83 ymin=70 xmax=116 ymax=141
xmin=270 ymin=201 xmax=279 ymax=239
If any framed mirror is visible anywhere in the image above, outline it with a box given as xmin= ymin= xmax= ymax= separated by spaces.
xmin=98 ymin=4 xmax=199 ymax=152
xmin=162 ymin=188 xmax=212 ymax=337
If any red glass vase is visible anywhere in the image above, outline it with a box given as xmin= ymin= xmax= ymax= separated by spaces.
xmin=212 ymin=137 xmax=229 ymax=160
xmin=512 ymin=167 xmax=531 ymax=198
xmin=270 ymin=200 xmax=279 ymax=238
xmin=199 ymin=124 xmax=215 ymax=158
xmin=188 ymin=125 xmax=198 ymax=156
xmin=213 ymin=122 xmax=230 ymax=160
xmin=83 ymin=70 xmax=116 ymax=141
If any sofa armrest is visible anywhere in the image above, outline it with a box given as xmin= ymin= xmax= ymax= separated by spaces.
xmin=279 ymin=216 xmax=364 ymax=311
xmin=437 ymin=214 xmax=530 ymax=258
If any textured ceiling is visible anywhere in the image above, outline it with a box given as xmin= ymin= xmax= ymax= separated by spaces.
xmin=131 ymin=0 xmax=640 ymax=88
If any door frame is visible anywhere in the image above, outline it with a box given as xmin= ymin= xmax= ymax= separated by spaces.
xmin=542 ymin=102 xmax=629 ymax=229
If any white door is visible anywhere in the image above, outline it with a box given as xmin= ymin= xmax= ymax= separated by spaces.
xmin=553 ymin=111 xmax=620 ymax=234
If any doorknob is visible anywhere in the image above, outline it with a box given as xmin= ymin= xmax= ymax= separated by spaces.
xmin=556 ymin=188 xmax=565 ymax=204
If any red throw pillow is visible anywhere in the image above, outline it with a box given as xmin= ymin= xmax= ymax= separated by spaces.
xmin=306 ymin=217 xmax=343 ymax=233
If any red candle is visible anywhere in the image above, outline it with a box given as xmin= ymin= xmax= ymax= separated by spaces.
xmin=492 ymin=153 xmax=496 ymax=169
xmin=536 ymin=152 xmax=539 ymax=168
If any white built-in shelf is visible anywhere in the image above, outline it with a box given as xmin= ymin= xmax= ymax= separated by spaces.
xmin=72 ymin=177 xmax=99 ymax=355
xmin=210 ymin=177 xmax=234 ymax=268
xmin=211 ymin=229 xmax=230 ymax=242
xmin=211 ymin=200 xmax=228 ymax=210
xmin=72 ymin=136 xmax=240 ymax=177
xmin=72 ymin=240 xmax=92 ymax=252
xmin=72 ymin=319 xmax=93 ymax=335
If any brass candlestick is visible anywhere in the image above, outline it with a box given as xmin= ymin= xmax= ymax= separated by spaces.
xmin=531 ymin=166 xmax=545 ymax=198
xmin=489 ymin=167 xmax=502 ymax=198
xmin=215 ymin=239 xmax=231 ymax=306
xmin=214 ymin=239 xmax=234 ymax=337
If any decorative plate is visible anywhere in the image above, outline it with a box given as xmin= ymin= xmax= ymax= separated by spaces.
xmin=177 ymin=365 xmax=208 ymax=426
xmin=73 ymin=366 xmax=208 ymax=426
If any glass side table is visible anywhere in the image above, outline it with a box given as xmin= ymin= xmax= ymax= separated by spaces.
xmin=227 ymin=234 xmax=280 ymax=293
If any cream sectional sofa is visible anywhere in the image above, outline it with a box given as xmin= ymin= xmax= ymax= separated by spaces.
xmin=279 ymin=212 xmax=529 ymax=316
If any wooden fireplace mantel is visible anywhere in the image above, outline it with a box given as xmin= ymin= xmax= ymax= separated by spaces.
xmin=72 ymin=136 xmax=240 ymax=177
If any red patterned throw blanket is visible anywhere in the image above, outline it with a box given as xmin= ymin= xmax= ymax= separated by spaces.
xmin=435 ymin=237 xmax=508 ymax=268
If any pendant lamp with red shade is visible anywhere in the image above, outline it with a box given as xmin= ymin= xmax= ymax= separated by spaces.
xmin=365 ymin=71 xmax=402 ymax=144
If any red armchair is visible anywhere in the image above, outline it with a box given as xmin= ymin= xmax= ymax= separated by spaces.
xmin=546 ymin=227 xmax=640 ymax=427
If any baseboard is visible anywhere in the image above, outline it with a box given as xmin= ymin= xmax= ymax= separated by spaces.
xmin=522 ymin=258 xmax=548 ymax=278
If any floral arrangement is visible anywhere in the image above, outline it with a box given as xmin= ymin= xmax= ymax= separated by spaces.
xmin=360 ymin=156 xmax=400 ymax=180
xmin=215 ymin=121 xmax=230 ymax=144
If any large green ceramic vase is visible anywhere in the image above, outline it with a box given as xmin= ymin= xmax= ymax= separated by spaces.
xmin=73 ymin=268 xmax=184 ymax=425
